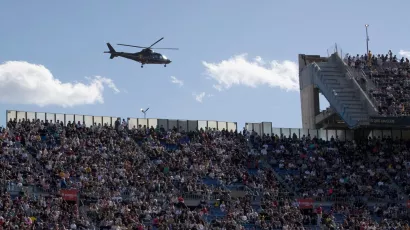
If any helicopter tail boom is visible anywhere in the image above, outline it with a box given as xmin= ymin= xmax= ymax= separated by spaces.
xmin=104 ymin=43 xmax=117 ymax=59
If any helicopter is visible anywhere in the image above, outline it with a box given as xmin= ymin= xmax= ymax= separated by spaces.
xmin=104 ymin=37 xmax=178 ymax=68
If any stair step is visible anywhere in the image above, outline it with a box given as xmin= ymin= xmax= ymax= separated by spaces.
xmin=342 ymin=102 xmax=363 ymax=107
xmin=345 ymin=110 xmax=366 ymax=114
xmin=333 ymin=88 xmax=356 ymax=92
xmin=316 ymin=63 xmax=338 ymax=68
xmin=321 ymin=68 xmax=341 ymax=71
xmin=344 ymin=106 xmax=365 ymax=111
xmin=322 ymin=75 xmax=344 ymax=80
xmin=338 ymin=97 xmax=359 ymax=101
xmin=340 ymin=101 xmax=362 ymax=105
xmin=328 ymin=86 xmax=353 ymax=90
xmin=322 ymin=82 xmax=342 ymax=88
xmin=324 ymin=78 xmax=338 ymax=81
xmin=323 ymin=74 xmax=343 ymax=78
xmin=323 ymin=79 xmax=339 ymax=84
xmin=336 ymin=92 xmax=357 ymax=96
xmin=320 ymin=66 xmax=341 ymax=69
xmin=337 ymin=94 xmax=358 ymax=99
xmin=339 ymin=96 xmax=361 ymax=100
xmin=345 ymin=104 xmax=364 ymax=109
xmin=336 ymin=95 xmax=360 ymax=99
xmin=322 ymin=82 xmax=344 ymax=87
xmin=325 ymin=83 xmax=345 ymax=88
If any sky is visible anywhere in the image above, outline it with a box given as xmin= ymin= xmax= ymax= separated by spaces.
xmin=1 ymin=1 xmax=410 ymax=129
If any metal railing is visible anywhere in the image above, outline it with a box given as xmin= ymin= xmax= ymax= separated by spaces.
xmin=345 ymin=65 xmax=377 ymax=113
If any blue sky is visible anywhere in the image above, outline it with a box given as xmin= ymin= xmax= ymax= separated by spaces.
xmin=1 ymin=1 xmax=410 ymax=129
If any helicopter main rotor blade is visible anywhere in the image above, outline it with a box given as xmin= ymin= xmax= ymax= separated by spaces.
xmin=151 ymin=48 xmax=179 ymax=50
xmin=117 ymin=44 xmax=147 ymax=48
xmin=117 ymin=38 xmax=176 ymax=50
xmin=148 ymin=37 xmax=164 ymax=49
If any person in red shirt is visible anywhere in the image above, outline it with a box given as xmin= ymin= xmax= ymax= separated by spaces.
xmin=153 ymin=217 xmax=159 ymax=227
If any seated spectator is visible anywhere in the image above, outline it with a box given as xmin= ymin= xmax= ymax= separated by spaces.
xmin=345 ymin=50 xmax=410 ymax=116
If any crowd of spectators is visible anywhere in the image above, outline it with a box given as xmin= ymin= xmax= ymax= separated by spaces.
xmin=252 ymin=131 xmax=404 ymax=200
xmin=0 ymin=118 xmax=301 ymax=229
xmin=1 ymin=118 xmax=410 ymax=229
xmin=249 ymin=131 xmax=410 ymax=229
xmin=343 ymin=50 xmax=410 ymax=116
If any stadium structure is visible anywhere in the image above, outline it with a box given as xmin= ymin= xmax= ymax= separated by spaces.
xmin=3 ymin=47 xmax=410 ymax=229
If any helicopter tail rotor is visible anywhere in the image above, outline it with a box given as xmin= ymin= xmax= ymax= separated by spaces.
xmin=104 ymin=43 xmax=117 ymax=59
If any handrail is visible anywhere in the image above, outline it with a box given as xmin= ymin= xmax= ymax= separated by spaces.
xmin=346 ymin=66 xmax=377 ymax=113
xmin=355 ymin=67 xmax=380 ymax=111
xmin=333 ymin=53 xmax=377 ymax=115
xmin=360 ymin=68 xmax=377 ymax=89
xmin=358 ymin=68 xmax=380 ymax=112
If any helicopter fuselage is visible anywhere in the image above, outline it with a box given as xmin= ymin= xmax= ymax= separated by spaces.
xmin=113 ymin=51 xmax=171 ymax=65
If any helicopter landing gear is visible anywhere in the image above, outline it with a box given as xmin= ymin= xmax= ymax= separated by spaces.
xmin=141 ymin=65 xmax=143 ymax=68
xmin=164 ymin=64 xmax=166 ymax=67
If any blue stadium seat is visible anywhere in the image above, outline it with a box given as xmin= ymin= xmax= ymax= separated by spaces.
xmin=333 ymin=213 xmax=345 ymax=224
xmin=242 ymin=223 xmax=260 ymax=230
xmin=210 ymin=206 xmax=226 ymax=217
xmin=202 ymin=178 xmax=219 ymax=186
xmin=248 ymin=169 xmax=258 ymax=175
xmin=372 ymin=214 xmax=382 ymax=223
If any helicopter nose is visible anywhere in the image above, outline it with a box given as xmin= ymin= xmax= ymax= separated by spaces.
xmin=167 ymin=60 xmax=172 ymax=64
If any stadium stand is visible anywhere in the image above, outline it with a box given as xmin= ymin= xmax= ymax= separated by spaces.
xmin=2 ymin=109 xmax=410 ymax=229
xmin=2 ymin=47 xmax=410 ymax=229
xmin=343 ymin=51 xmax=410 ymax=117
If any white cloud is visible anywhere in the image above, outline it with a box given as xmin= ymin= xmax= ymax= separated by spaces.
xmin=0 ymin=61 xmax=119 ymax=107
xmin=170 ymin=76 xmax=184 ymax=87
xmin=202 ymin=54 xmax=299 ymax=91
xmin=193 ymin=92 xmax=213 ymax=103
xmin=399 ymin=50 xmax=410 ymax=58
xmin=213 ymin=84 xmax=223 ymax=92
xmin=254 ymin=56 xmax=265 ymax=65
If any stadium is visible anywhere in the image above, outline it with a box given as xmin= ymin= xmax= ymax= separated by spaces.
xmin=2 ymin=47 xmax=410 ymax=230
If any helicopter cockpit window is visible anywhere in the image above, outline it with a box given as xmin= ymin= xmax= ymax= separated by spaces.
xmin=153 ymin=54 xmax=161 ymax=59
xmin=162 ymin=55 xmax=167 ymax=60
